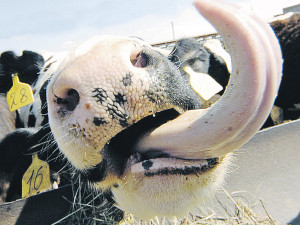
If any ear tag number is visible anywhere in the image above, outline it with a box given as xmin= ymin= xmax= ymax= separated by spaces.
xmin=6 ymin=73 xmax=34 ymax=112
xmin=22 ymin=154 xmax=51 ymax=199
xmin=184 ymin=66 xmax=223 ymax=101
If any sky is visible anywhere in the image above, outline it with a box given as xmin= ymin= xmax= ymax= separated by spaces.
xmin=0 ymin=0 xmax=299 ymax=54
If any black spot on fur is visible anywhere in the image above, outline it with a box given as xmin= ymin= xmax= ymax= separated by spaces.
xmin=28 ymin=114 xmax=36 ymax=127
xmin=114 ymin=93 xmax=126 ymax=105
xmin=107 ymin=105 xmax=128 ymax=127
xmin=142 ymin=160 xmax=153 ymax=170
xmin=15 ymin=111 xmax=25 ymax=128
xmin=145 ymin=90 xmax=158 ymax=103
xmin=122 ymin=73 xmax=132 ymax=86
xmin=206 ymin=48 xmax=230 ymax=94
xmin=92 ymin=88 xmax=107 ymax=104
xmin=270 ymin=14 xmax=300 ymax=109
xmin=119 ymin=119 xmax=129 ymax=128
xmin=93 ymin=117 xmax=107 ymax=126
xmin=93 ymin=89 xmax=128 ymax=126
xmin=81 ymin=160 xmax=108 ymax=183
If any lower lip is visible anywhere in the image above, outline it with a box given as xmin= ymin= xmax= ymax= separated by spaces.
xmin=130 ymin=157 xmax=218 ymax=176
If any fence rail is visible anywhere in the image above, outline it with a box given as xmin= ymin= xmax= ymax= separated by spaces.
xmin=152 ymin=33 xmax=221 ymax=49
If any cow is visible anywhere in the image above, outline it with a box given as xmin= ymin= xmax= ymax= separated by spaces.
xmin=169 ymin=37 xmax=230 ymax=93
xmin=0 ymin=50 xmax=45 ymax=137
xmin=167 ymin=37 xmax=230 ymax=109
xmin=0 ymin=50 xmax=44 ymax=202
xmin=0 ymin=0 xmax=282 ymax=223
xmin=170 ymin=12 xmax=300 ymax=129
xmin=269 ymin=13 xmax=300 ymax=124
xmin=0 ymin=51 xmax=69 ymax=202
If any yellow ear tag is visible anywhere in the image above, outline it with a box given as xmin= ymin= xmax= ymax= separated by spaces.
xmin=183 ymin=66 xmax=223 ymax=101
xmin=6 ymin=73 xmax=34 ymax=112
xmin=22 ymin=154 xmax=51 ymax=199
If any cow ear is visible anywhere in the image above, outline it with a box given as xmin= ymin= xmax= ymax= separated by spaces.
xmin=18 ymin=51 xmax=45 ymax=85
xmin=0 ymin=51 xmax=18 ymax=93
xmin=167 ymin=39 xmax=186 ymax=65
xmin=0 ymin=50 xmax=45 ymax=94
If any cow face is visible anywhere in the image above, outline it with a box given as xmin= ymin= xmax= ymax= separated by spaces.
xmin=45 ymin=0 xmax=282 ymax=220
xmin=46 ymin=36 xmax=224 ymax=218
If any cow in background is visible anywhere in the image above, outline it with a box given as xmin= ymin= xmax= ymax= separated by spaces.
xmin=0 ymin=51 xmax=68 ymax=202
xmin=170 ymin=13 xmax=300 ymax=128
xmin=269 ymin=13 xmax=300 ymax=125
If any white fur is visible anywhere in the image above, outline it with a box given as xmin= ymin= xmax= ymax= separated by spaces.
xmin=0 ymin=94 xmax=16 ymax=140
xmin=111 ymin=154 xmax=232 ymax=219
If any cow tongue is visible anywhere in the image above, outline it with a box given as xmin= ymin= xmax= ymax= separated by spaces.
xmin=135 ymin=0 xmax=282 ymax=160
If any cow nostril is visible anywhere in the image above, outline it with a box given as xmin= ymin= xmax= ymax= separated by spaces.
xmin=131 ymin=52 xmax=148 ymax=68
xmin=55 ymin=88 xmax=80 ymax=112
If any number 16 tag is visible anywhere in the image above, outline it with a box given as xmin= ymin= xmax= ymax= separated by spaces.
xmin=6 ymin=73 xmax=34 ymax=112
xmin=22 ymin=154 xmax=51 ymax=199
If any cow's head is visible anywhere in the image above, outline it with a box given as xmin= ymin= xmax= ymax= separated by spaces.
xmin=46 ymin=0 xmax=282 ymax=219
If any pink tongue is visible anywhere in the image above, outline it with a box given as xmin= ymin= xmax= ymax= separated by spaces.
xmin=134 ymin=0 xmax=282 ymax=159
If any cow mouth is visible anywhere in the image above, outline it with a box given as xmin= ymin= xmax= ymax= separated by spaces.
xmin=103 ymin=108 xmax=220 ymax=177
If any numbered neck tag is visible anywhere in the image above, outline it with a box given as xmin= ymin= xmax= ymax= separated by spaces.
xmin=6 ymin=73 xmax=34 ymax=112
xmin=183 ymin=66 xmax=223 ymax=101
xmin=22 ymin=154 xmax=51 ymax=199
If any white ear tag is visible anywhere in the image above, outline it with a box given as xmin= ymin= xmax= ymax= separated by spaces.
xmin=183 ymin=66 xmax=223 ymax=101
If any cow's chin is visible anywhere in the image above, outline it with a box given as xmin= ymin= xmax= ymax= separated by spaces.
xmin=110 ymin=154 xmax=232 ymax=220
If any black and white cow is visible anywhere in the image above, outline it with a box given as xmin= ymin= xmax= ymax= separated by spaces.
xmin=0 ymin=50 xmax=45 ymax=138
xmin=0 ymin=51 xmax=72 ymax=203
xmin=0 ymin=50 xmax=44 ymax=202
xmin=169 ymin=37 xmax=230 ymax=95
xmin=170 ymin=13 xmax=300 ymax=129
xmin=0 ymin=0 xmax=283 ymax=222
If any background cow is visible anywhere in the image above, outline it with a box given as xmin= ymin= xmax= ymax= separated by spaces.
xmin=269 ymin=13 xmax=300 ymax=125
xmin=168 ymin=13 xmax=300 ymax=128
